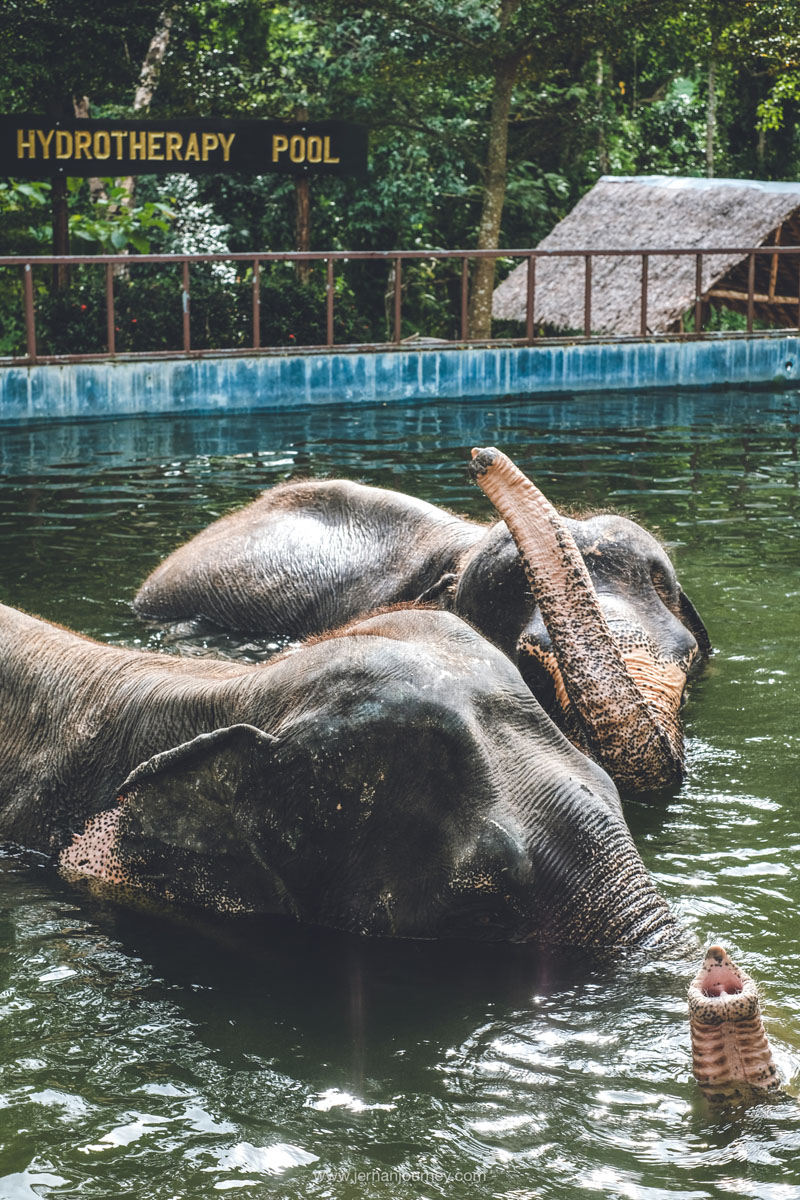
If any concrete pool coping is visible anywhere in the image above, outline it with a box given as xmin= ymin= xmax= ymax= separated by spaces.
xmin=1 ymin=333 xmax=799 ymax=423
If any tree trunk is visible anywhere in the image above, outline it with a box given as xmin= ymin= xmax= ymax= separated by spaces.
xmin=596 ymin=50 xmax=609 ymax=174
xmin=705 ymin=53 xmax=717 ymax=178
xmin=134 ymin=11 xmax=174 ymax=111
xmin=118 ymin=7 xmax=175 ymax=210
xmin=468 ymin=52 xmax=519 ymax=340
xmin=73 ymin=95 xmax=107 ymax=203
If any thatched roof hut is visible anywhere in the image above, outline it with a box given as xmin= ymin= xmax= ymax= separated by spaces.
xmin=492 ymin=175 xmax=800 ymax=335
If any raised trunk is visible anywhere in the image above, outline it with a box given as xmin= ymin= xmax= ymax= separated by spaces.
xmin=689 ymin=945 xmax=780 ymax=1103
xmin=468 ymin=0 xmax=522 ymax=341
xmin=468 ymin=447 xmax=684 ymax=792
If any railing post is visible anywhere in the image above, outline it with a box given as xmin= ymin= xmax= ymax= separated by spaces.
xmin=326 ymin=258 xmax=334 ymax=347
xmin=181 ymin=260 xmax=191 ymax=352
xmin=640 ymin=254 xmax=649 ymax=338
xmin=584 ymin=254 xmax=592 ymax=337
xmin=694 ymin=252 xmax=703 ymax=335
xmin=105 ymin=262 xmax=116 ymax=356
xmin=461 ymin=257 xmax=469 ymax=340
xmin=525 ymin=255 xmax=536 ymax=342
xmin=393 ymin=256 xmax=403 ymax=343
xmin=252 ymin=259 xmax=261 ymax=350
xmin=747 ymin=252 xmax=755 ymax=333
xmin=22 ymin=262 xmax=36 ymax=362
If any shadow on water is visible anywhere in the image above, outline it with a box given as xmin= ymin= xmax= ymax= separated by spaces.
xmin=55 ymin=869 xmax=626 ymax=1070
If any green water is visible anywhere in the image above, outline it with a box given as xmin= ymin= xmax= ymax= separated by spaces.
xmin=0 ymin=389 xmax=799 ymax=1199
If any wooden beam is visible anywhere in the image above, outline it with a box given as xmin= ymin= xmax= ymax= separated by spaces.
xmin=708 ymin=288 xmax=800 ymax=305
xmin=769 ymin=224 xmax=782 ymax=302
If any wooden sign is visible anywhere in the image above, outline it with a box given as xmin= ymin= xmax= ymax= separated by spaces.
xmin=0 ymin=116 xmax=368 ymax=178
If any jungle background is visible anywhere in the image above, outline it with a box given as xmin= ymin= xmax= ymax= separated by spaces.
xmin=1 ymin=0 xmax=799 ymax=354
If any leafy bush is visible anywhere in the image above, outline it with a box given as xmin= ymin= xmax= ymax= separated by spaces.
xmin=27 ymin=261 xmax=375 ymax=356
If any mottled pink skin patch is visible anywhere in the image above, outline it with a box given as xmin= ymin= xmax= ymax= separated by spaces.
xmin=689 ymin=944 xmax=780 ymax=1102
xmin=59 ymin=805 xmax=126 ymax=884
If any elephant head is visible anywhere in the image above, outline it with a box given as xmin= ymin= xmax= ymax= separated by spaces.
xmin=132 ymin=452 xmax=709 ymax=796
xmin=458 ymin=448 xmax=711 ymax=794
xmin=47 ymin=603 xmax=677 ymax=947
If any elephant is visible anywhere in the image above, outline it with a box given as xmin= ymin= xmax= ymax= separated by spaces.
xmin=133 ymin=448 xmax=711 ymax=796
xmin=2 ymin=599 xmax=673 ymax=945
xmin=0 ymin=599 xmax=777 ymax=1102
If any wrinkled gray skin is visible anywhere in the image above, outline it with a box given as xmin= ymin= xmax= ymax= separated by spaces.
xmin=0 ymin=601 xmax=678 ymax=947
xmin=134 ymin=473 xmax=710 ymax=794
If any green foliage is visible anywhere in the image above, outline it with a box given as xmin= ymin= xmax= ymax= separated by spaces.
xmin=0 ymin=0 xmax=164 ymax=112
xmin=634 ymin=89 xmax=707 ymax=175
xmin=0 ymin=178 xmax=51 ymax=257
xmin=2 ymin=0 xmax=800 ymax=350
xmin=0 ymin=273 xmax=26 ymax=356
xmin=0 ymin=178 xmax=174 ymax=258
xmin=66 ymin=183 xmax=174 ymax=254
xmin=16 ymin=263 xmax=373 ymax=358
xmin=758 ymin=76 xmax=800 ymax=133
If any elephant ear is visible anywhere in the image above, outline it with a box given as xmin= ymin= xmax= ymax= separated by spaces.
xmin=678 ymin=589 xmax=712 ymax=659
xmin=62 ymin=725 xmax=290 ymax=915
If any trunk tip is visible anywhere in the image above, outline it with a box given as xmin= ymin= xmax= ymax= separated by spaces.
xmin=689 ymin=944 xmax=757 ymax=1018
xmin=704 ymin=944 xmax=731 ymax=966
xmin=468 ymin=446 xmax=500 ymax=478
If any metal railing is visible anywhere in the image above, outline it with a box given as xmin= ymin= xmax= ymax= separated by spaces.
xmin=3 ymin=244 xmax=800 ymax=365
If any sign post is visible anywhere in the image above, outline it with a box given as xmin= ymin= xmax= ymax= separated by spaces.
xmin=0 ymin=116 xmax=368 ymax=179
xmin=0 ymin=115 xmax=368 ymax=274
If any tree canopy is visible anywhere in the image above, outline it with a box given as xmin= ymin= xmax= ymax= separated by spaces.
xmin=1 ymin=0 xmax=799 ymax=346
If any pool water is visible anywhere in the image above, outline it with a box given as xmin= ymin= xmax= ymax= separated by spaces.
xmin=0 ymin=388 xmax=799 ymax=1200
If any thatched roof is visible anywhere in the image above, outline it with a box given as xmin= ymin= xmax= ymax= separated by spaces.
xmin=492 ymin=175 xmax=800 ymax=335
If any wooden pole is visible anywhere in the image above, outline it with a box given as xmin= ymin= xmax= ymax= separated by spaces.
xmin=584 ymin=255 xmax=592 ymax=337
xmin=182 ymin=260 xmax=191 ymax=351
xmin=105 ymin=262 xmax=115 ymax=355
xmin=326 ymin=258 xmax=334 ymax=346
xmin=294 ymin=106 xmax=311 ymax=284
xmin=51 ymin=172 xmax=70 ymax=291
xmin=461 ymin=257 xmax=469 ymax=340
xmin=769 ymin=224 xmax=782 ymax=302
xmin=23 ymin=264 xmax=36 ymax=361
xmin=393 ymin=257 xmax=403 ymax=342
xmin=525 ymin=255 xmax=536 ymax=341
xmin=252 ymin=259 xmax=261 ymax=349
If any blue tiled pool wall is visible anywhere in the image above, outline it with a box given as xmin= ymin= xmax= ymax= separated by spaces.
xmin=1 ymin=335 xmax=798 ymax=422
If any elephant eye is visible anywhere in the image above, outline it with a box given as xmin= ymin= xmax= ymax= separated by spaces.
xmin=650 ymin=564 xmax=677 ymax=607
xmin=650 ymin=566 xmax=667 ymax=589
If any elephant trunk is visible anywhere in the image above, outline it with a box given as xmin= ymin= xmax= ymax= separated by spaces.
xmin=689 ymin=945 xmax=780 ymax=1104
xmin=468 ymin=447 xmax=683 ymax=794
